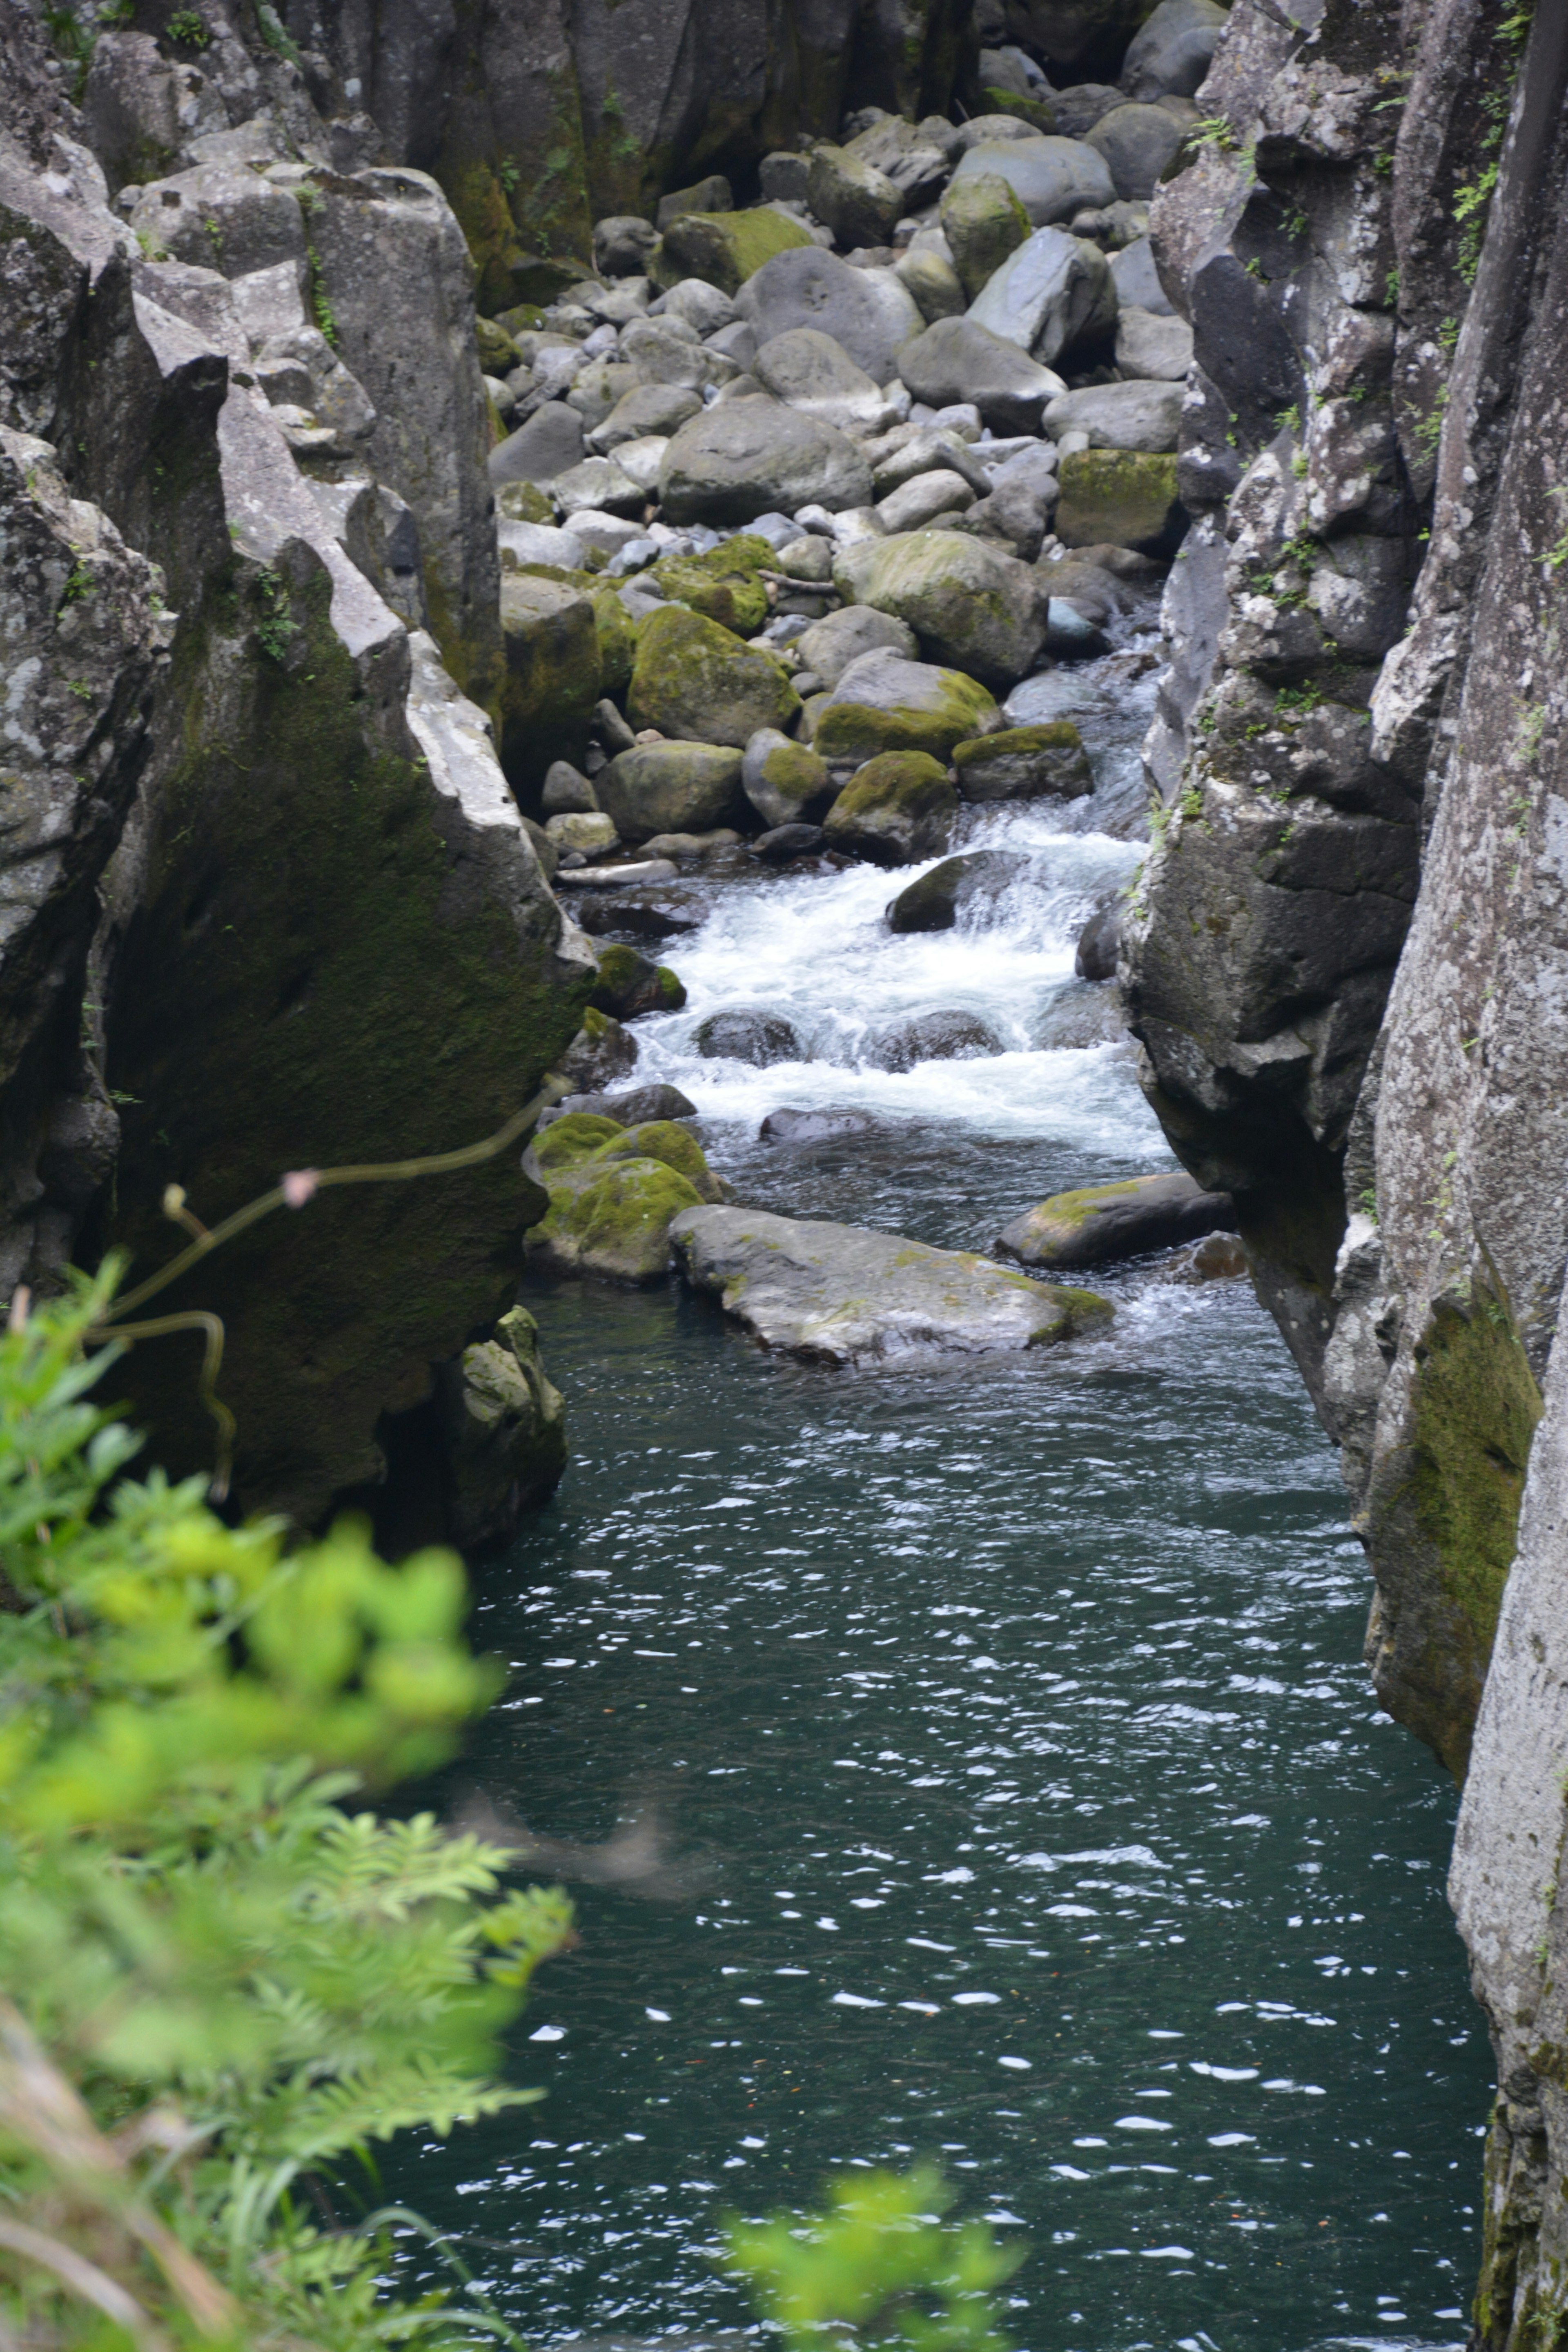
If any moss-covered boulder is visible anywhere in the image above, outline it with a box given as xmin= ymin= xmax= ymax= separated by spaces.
xmin=596 ymin=741 xmax=746 ymax=840
xmin=628 ymin=606 xmax=800 ymax=748
xmin=589 ymin=942 xmax=688 ymax=1018
xmin=557 ymin=1006 xmax=638 ymax=1091
xmin=650 ymin=205 xmax=814 ymax=296
xmin=994 ymin=1172 xmax=1238 ymax=1271
xmin=742 ymin=729 xmax=835 ymax=829
xmin=822 ymin=751 xmax=958 ymax=866
xmin=806 ymin=144 xmax=903 ymax=250
xmin=477 ymin=315 xmax=523 ymax=374
xmin=1055 ymin=448 xmax=1187 ymax=554
xmin=833 ymin=529 xmax=1047 ymax=686
xmin=953 ymin=721 xmax=1094 ymax=800
xmin=525 ymin=1113 xmax=724 ymax=1283
xmin=940 ymin=172 xmax=1033 ymax=301
xmin=434 ymin=1305 xmax=567 ymax=1550
xmin=588 ymin=584 xmax=635 ymax=697
xmin=498 ymin=572 xmax=600 ymax=784
xmin=814 ymin=650 xmax=1002 ymax=763
xmin=646 ymin=533 xmax=774 ymax=635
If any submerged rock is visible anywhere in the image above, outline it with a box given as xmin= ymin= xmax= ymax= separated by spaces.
xmin=435 ymin=1307 xmax=567 ymax=1551
xmin=995 ymin=1172 xmax=1238 ymax=1271
xmin=760 ymin=1107 xmax=885 ymax=1143
xmin=863 ymin=1008 xmax=1004 ymax=1069
xmin=669 ymin=1205 xmax=1113 ymax=1362
xmin=695 ymin=1008 xmax=805 ymax=1065
xmin=885 ymin=852 xmax=1028 ymax=933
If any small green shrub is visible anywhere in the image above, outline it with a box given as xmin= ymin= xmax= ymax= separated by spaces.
xmin=166 ymin=8 xmax=211 ymax=47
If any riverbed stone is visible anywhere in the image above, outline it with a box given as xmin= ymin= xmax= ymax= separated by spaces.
xmin=795 ymin=606 xmax=920 ymax=689
xmin=1114 ymin=306 xmax=1194 ymax=382
xmin=949 ymin=137 xmax=1116 ymax=227
xmin=557 ymin=1008 xmax=639 ymax=1091
xmin=875 ymin=468 xmax=976 ymax=534
xmin=940 ymin=172 xmax=1032 ymax=300
xmin=1109 ymin=235 xmax=1175 ymax=316
xmin=953 ymin=721 xmax=1093 ymax=800
xmin=865 ymin=1007 xmax=1005 ymax=1067
xmin=833 ymin=529 xmax=1048 ymax=686
xmin=596 ymin=742 xmax=747 ymax=841
xmin=645 ymin=533 xmax=774 ymax=634
xmin=498 ymin=572 xmax=601 ymax=781
xmin=813 ymin=650 xmax=1002 ymax=762
xmin=659 ymin=396 xmax=873 ymax=526
xmin=1076 ymin=892 xmax=1123 ymax=981
xmin=742 ymin=730 xmax=835 ymax=828
xmin=753 ymin=328 xmax=895 ymax=437
xmin=628 ymin=606 xmax=800 ymax=747
xmin=737 ymin=247 xmax=924 ymax=385
xmin=1120 ymin=0 xmax=1229 ymax=100
xmin=1042 ymin=381 xmax=1185 ymax=452
xmin=895 ymin=243 xmax=969 ymax=324
xmin=590 ymin=382 xmax=704 ymax=450
xmin=589 ymin=943 xmax=688 ymax=1018
xmin=1085 ymin=104 xmax=1188 ymax=201
xmin=490 ymin=400 xmax=586 ymax=486
xmin=653 ymin=205 xmax=814 ymax=297
xmin=885 ymin=851 xmax=1029 ymax=933
xmin=1054 ymin=448 xmax=1185 ymax=554
xmin=695 ymin=1007 xmax=805 ymax=1065
xmin=995 ymin=1171 xmax=1238 ymax=1270
xmin=435 ymin=1306 xmax=567 ymax=1550
xmin=669 ymin=1205 xmax=1113 ymax=1363
xmin=807 ymin=143 xmax=903 ymax=249
xmin=526 ymin=1116 xmax=713 ymax=1283
xmin=968 ymin=227 xmax=1115 ymax=368
xmin=898 ymin=318 xmax=1065 ymax=434
xmin=821 ymin=750 xmax=958 ymax=865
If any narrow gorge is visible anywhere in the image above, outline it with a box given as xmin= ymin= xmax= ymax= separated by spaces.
xmin=0 ymin=0 xmax=1562 ymax=2346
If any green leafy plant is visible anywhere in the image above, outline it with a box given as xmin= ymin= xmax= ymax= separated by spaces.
xmin=166 ymin=8 xmax=210 ymax=46
xmin=256 ymin=2 xmax=303 ymax=66
xmin=724 ymin=2165 xmax=1022 ymax=2352
xmin=255 ymin=566 xmax=299 ymax=662
xmin=1187 ymin=115 xmax=1238 ymax=154
xmin=308 ymin=246 xmax=340 ymax=347
xmin=0 ymin=1272 xmax=574 ymax=2348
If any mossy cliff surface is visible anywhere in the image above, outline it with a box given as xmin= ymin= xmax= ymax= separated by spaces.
xmin=1129 ymin=0 xmax=1568 ymax=2338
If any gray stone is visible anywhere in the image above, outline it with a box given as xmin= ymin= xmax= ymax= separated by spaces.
xmin=863 ymin=1008 xmax=1004 ymax=1068
xmin=1042 ymin=380 xmax=1184 ymax=451
xmin=822 ymin=750 xmax=958 ymax=864
xmin=620 ymin=314 xmax=715 ymax=390
xmin=1114 ymin=305 xmax=1194 ymax=381
xmin=435 ymin=1307 xmax=567 ymax=1550
xmin=498 ymin=517 xmax=585 ymax=570
xmin=813 ymin=648 xmax=1002 ymax=762
xmin=590 ymin=381 xmax=703 ymax=450
xmin=760 ymin=153 xmax=811 ymax=203
xmin=950 ymin=114 xmax=1061 ymax=156
xmin=940 ymin=172 xmax=1031 ymax=301
xmin=490 ymin=401 xmax=586 ymax=485
xmin=949 ymin=138 xmax=1116 ymax=229
xmin=670 ymin=1205 xmax=1111 ymax=1363
xmin=558 ymin=1013 xmax=640 ymax=1093
xmin=548 ymin=1082 xmax=698 ymax=1128
xmin=657 ymin=174 xmax=733 ymax=229
xmin=795 ymin=604 xmax=920 ymax=688
xmin=1085 ymin=104 xmax=1188 ymax=202
xmin=833 ymin=528 xmax=1047 ymax=686
xmin=968 ymin=226 xmax=1115 ymax=368
xmin=875 ymin=467 xmax=976 ymax=533
xmin=552 ymin=454 xmax=645 ymax=516
xmin=1042 ymin=83 xmax=1126 ymax=138
xmin=996 ymin=1172 xmax=1238 ymax=1271
xmin=1121 ymin=0 xmax=1229 ymax=102
xmin=596 ymin=742 xmax=746 ymax=840
xmin=885 ymin=851 xmax=1029 ymax=933
xmin=567 ymin=361 xmax=640 ymax=432
xmin=898 ymin=316 xmax=1065 ymax=433
xmin=742 ymin=729 xmax=835 ymax=828
xmin=754 ymin=821 xmax=826 ymax=858
xmin=1076 ymin=893 xmax=1123 ymax=980
xmin=844 ymin=116 xmax=952 ymax=208
xmin=594 ymin=216 xmax=658 ymax=277
xmin=894 ymin=242 xmax=969 ymax=323
xmin=706 ymin=319 xmax=759 ymax=369
xmin=659 ymin=395 xmax=873 ymax=526
xmin=656 ymin=277 xmax=740 ymax=336
xmin=760 ymin=1106 xmax=883 ymax=1142
xmin=1109 ymin=234 xmax=1175 ymax=316
xmin=737 ymin=246 xmax=923 ymax=386
xmin=753 ymin=327 xmax=895 ymax=435
xmin=807 ymin=143 xmax=903 ymax=249
xmin=953 ymin=722 xmax=1092 ymax=800
xmin=542 ymin=759 xmax=599 ymax=815
xmin=695 ymin=1007 xmax=804 ymax=1065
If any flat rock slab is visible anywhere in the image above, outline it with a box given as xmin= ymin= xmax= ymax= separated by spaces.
xmin=995 ymin=1171 xmax=1238 ymax=1271
xmin=669 ymin=1205 xmax=1112 ymax=1363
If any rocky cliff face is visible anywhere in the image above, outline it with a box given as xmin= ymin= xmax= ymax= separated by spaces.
xmin=0 ymin=0 xmax=590 ymax=1524
xmin=1127 ymin=0 xmax=1568 ymax=2338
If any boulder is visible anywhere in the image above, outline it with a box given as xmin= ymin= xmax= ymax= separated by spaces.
xmin=1055 ymin=448 xmax=1185 ymax=554
xmin=654 ymin=206 xmax=814 ymax=297
xmin=807 ymin=143 xmax=903 ymax=249
xmin=628 ymin=606 xmax=800 ymax=747
xmin=1109 ymin=235 xmax=1175 ymax=316
xmin=864 ymin=1008 xmax=1005 ymax=1067
xmin=498 ymin=517 xmax=585 ymax=570
xmin=545 ymin=811 xmax=618 ymax=855
xmin=552 ymin=455 xmax=645 ymax=516
xmin=813 ymin=649 xmax=1002 ymax=762
xmin=657 ymin=278 xmax=742 ymax=335
xmin=548 ymin=1082 xmax=698 ymax=1127
xmin=949 ymin=138 xmax=1116 ymax=227
xmin=875 ymin=468 xmax=976 ymax=534
xmin=1075 ymin=891 xmax=1123 ymax=980
xmin=1085 ymin=104 xmax=1188 ymax=201
xmin=995 ymin=1171 xmax=1238 ymax=1270
xmin=591 ymin=382 xmax=704 ymax=448
xmin=967 ymin=227 xmax=1115 ymax=368
xmin=646 ymin=533 xmax=775 ymax=633
xmin=1114 ymin=306 xmax=1194 ymax=381
xmin=760 ymin=1107 xmax=884 ymax=1143
xmin=657 ymin=175 xmax=733 ymax=228
xmin=435 ymin=1307 xmax=567 ymax=1549
xmin=885 ymin=851 xmax=1029 ymax=933
xmin=754 ymin=821 xmax=826 ymax=858
xmin=951 ymin=113 xmax=1058 ymax=156
xmin=898 ymin=317 xmax=1065 ymax=433
xmin=595 ymin=216 xmax=659 ymax=278
xmin=619 ymin=316 xmax=714 ymax=390
xmin=589 ymin=942 xmax=688 ymax=1018
xmin=796 ymin=605 xmax=920 ymax=688
xmin=669 ymin=1205 xmax=1113 ymax=1363
xmin=846 ymin=115 xmax=957 ymax=205
xmin=894 ymin=243 xmax=969 ymax=324
xmin=1120 ymin=0 xmax=1229 ymax=101
xmin=498 ymin=573 xmax=600 ymax=781
xmin=953 ymin=721 xmax=1093 ymax=799
xmin=659 ymin=396 xmax=873 ymax=526
xmin=1042 ymin=380 xmax=1185 ymax=452
xmin=956 ymin=477 xmax=1054 ymax=563
xmin=490 ymin=401 xmax=586 ymax=485
xmin=695 ymin=1008 xmax=805 ymax=1064
xmin=567 ymin=361 xmax=640 ymax=431
xmin=558 ymin=1007 xmax=639 ymax=1091
xmin=940 ymin=172 xmax=1032 ymax=301
xmin=541 ymin=759 xmax=599 ymax=815
xmin=833 ymin=529 xmax=1047 ymax=686
xmin=753 ymin=327 xmax=894 ymax=436
xmin=742 ymin=730 xmax=835 ymax=828
xmin=760 ymin=153 xmax=811 ymax=203
xmin=1034 ymin=987 xmax=1130 ymax=1047
xmin=597 ymin=742 xmax=747 ymax=841
xmin=737 ymin=247 xmax=923 ymax=385
xmin=526 ymin=1115 xmax=716 ymax=1283
xmin=821 ymin=750 xmax=958 ymax=864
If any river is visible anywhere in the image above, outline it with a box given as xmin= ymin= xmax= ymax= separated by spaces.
xmin=388 ymin=608 xmax=1490 ymax=2352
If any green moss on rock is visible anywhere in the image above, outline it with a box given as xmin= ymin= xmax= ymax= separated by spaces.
xmin=822 ymin=750 xmax=958 ymax=864
xmin=628 ymin=605 xmax=800 ymax=747
xmin=814 ymin=667 xmax=999 ymax=763
xmin=590 ymin=942 xmax=688 ymax=1018
xmin=649 ymin=206 xmax=814 ymax=297
xmin=648 ymin=535 xmax=774 ymax=635
xmin=497 ymin=572 xmax=601 ymax=786
xmin=1056 ymin=448 xmax=1186 ymax=556
xmin=953 ymin=721 xmax=1094 ymax=800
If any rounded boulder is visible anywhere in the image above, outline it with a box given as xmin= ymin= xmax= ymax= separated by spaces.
xmin=821 ymin=750 xmax=958 ymax=866
xmin=659 ymin=394 xmax=873 ymax=526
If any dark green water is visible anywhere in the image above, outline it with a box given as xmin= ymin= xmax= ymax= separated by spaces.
xmin=390 ymin=1250 xmax=1488 ymax=2352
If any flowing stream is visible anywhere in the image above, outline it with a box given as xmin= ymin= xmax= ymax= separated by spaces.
xmin=390 ymin=616 xmax=1490 ymax=2352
